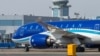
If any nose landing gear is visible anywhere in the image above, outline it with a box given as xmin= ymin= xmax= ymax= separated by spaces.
xmin=25 ymin=44 xmax=29 ymax=52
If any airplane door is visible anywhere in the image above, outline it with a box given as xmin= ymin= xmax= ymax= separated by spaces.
xmin=94 ymin=24 xmax=100 ymax=30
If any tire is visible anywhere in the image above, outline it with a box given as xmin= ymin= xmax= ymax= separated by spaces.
xmin=25 ymin=44 xmax=29 ymax=52
xmin=76 ymin=47 xmax=85 ymax=52
xmin=98 ymin=48 xmax=100 ymax=52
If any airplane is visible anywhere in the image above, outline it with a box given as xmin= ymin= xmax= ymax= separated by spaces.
xmin=12 ymin=18 xmax=100 ymax=52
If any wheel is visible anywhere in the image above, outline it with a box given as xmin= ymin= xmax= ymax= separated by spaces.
xmin=76 ymin=47 xmax=85 ymax=52
xmin=25 ymin=44 xmax=29 ymax=52
xmin=98 ymin=48 xmax=100 ymax=52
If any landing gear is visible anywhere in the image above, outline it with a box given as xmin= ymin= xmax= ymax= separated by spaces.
xmin=76 ymin=46 xmax=85 ymax=52
xmin=25 ymin=44 xmax=29 ymax=52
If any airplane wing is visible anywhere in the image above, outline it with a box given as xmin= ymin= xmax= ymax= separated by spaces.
xmin=37 ymin=18 xmax=87 ymax=45
xmin=37 ymin=17 xmax=73 ymax=35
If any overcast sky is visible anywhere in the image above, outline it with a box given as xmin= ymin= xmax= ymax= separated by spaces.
xmin=0 ymin=0 xmax=99 ymax=18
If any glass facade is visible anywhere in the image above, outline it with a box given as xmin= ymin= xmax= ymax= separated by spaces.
xmin=62 ymin=7 xmax=69 ymax=16
xmin=0 ymin=20 xmax=22 ymax=26
xmin=0 ymin=30 xmax=5 ymax=34
xmin=53 ymin=8 xmax=59 ymax=17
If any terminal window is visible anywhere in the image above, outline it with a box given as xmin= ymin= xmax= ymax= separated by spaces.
xmin=0 ymin=20 xmax=22 ymax=26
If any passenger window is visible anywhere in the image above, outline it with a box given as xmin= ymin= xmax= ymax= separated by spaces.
xmin=72 ymin=24 xmax=75 ymax=28
xmin=94 ymin=24 xmax=100 ymax=30
xmin=36 ymin=25 xmax=39 ymax=29
xmin=66 ymin=24 xmax=68 ymax=28
xmin=79 ymin=24 xmax=82 ymax=27
xmin=41 ymin=26 xmax=43 ymax=29
xmin=60 ymin=24 xmax=63 ymax=28
xmin=24 ymin=26 xmax=27 ymax=29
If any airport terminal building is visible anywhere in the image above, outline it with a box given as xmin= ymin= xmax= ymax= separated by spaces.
xmin=0 ymin=15 xmax=23 ymax=35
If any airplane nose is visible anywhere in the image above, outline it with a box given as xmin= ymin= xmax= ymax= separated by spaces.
xmin=12 ymin=33 xmax=17 ymax=39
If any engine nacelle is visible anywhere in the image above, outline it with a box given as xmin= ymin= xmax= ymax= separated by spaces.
xmin=30 ymin=34 xmax=55 ymax=48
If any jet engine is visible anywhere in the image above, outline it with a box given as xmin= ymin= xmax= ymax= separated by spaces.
xmin=30 ymin=34 xmax=55 ymax=48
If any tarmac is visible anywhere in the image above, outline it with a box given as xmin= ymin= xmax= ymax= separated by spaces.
xmin=0 ymin=48 xmax=100 ymax=56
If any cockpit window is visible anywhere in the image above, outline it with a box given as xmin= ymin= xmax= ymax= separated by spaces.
xmin=30 ymin=26 xmax=33 ymax=30
xmin=36 ymin=25 xmax=39 ymax=29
